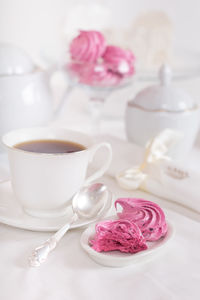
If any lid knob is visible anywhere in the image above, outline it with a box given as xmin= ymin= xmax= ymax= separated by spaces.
xmin=159 ymin=64 xmax=172 ymax=86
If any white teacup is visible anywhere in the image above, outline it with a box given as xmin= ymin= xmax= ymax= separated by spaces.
xmin=2 ymin=127 xmax=112 ymax=218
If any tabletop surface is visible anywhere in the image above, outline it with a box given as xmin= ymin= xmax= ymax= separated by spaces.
xmin=0 ymin=84 xmax=200 ymax=300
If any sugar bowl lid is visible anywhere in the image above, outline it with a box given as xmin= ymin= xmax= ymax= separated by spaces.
xmin=129 ymin=65 xmax=197 ymax=112
xmin=0 ymin=43 xmax=34 ymax=76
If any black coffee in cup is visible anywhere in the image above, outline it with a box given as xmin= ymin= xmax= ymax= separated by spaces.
xmin=14 ymin=140 xmax=86 ymax=154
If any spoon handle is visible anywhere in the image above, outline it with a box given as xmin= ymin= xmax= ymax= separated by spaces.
xmin=29 ymin=214 xmax=77 ymax=267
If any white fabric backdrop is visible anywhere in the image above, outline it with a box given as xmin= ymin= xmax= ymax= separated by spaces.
xmin=0 ymin=0 xmax=200 ymax=60
xmin=0 ymin=92 xmax=199 ymax=300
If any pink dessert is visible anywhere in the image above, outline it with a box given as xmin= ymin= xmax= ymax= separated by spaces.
xmin=90 ymin=219 xmax=147 ymax=254
xmin=115 ymin=198 xmax=168 ymax=242
xmin=68 ymin=62 xmax=83 ymax=77
xmin=70 ymin=30 xmax=106 ymax=63
xmin=79 ymin=63 xmax=121 ymax=86
xmin=68 ymin=30 xmax=135 ymax=86
xmin=103 ymin=45 xmax=135 ymax=76
xmin=68 ymin=62 xmax=121 ymax=86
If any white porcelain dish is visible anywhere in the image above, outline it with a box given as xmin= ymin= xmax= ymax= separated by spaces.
xmin=80 ymin=219 xmax=174 ymax=267
xmin=0 ymin=181 xmax=112 ymax=232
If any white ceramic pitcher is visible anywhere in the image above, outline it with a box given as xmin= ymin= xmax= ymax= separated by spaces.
xmin=0 ymin=44 xmax=64 ymax=150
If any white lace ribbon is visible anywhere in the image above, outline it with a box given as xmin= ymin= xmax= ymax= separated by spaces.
xmin=116 ymin=129 xmax=182 ymax=190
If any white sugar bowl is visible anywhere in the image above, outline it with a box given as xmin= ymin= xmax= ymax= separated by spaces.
xmin=125 ymin=65 xmax=200 ymax=158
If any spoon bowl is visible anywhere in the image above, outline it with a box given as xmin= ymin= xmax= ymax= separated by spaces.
xmin=73 ymin=183 xmax=108 ymax=219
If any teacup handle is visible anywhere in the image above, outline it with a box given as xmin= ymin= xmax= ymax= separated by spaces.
xmin=84 ymin=142 xmax=112 ymax=185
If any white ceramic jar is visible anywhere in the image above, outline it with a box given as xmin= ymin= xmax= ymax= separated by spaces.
xmin=125 ymin=65 xmax=200 ymax=158
xmin=0 ymin=44 xmax=54 ymax=148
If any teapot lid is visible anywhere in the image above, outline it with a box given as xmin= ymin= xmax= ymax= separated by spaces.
xmin=0 ymin=44 xmax=34 ymax=76
xmin=129 ymin=65 xmax=196 ymax=112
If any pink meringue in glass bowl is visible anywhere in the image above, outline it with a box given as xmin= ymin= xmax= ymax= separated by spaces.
xmin=103 ymin=45 xmax=135 ymax=77
xmin=66 ymin=29 xmax=136 ymax=88
xmin=66 ymin=60 xmax=134 ymax=88
xmin=63 ymin=60 xmax=135 ymax=134
xmin=62 ymin=30 xmax=136 ymax=133
xmin=70 ymin=30 xmax=106 ymax=63
xmin=67 ymin=61 xmax=122 ymax=87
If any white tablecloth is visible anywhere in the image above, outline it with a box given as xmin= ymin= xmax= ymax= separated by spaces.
xmin=0 ymin=88 xmax=200 ymax=300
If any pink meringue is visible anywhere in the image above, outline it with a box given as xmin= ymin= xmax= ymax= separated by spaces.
xmin=68 ymin=62 xmax=121 ymax=86
xmin=115 ymin=198 xmax=168 ymax=241
xmin=103 ymin=45 xmax=135 ymax=76
xmin=79 ymin=63 xmax=121 ymax=86
xmin=90 ymin=219 xmax=147 ymax=253
xmin=70 ymin=30 xmax=106 ymax=63
xmin=68 ymin=30 xmax=136 ymax=87
xmin=67 ymin=62 xmax=83 ymax=77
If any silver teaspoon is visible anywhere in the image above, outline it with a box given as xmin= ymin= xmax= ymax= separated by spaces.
xmin=29 ymin=183 xmax=112 ymax=267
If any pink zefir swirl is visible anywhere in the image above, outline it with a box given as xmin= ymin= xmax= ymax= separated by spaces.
xmin=70 ymin=30 xmax=106 ymax=63
xmin=67 ymin=62 xmax=83 ymax=76
xmin=115 ymin=198 xmax=168 ymax=242
xmin=103 ymin=45 xmax=135 ymax=76
xmin=68 ymin=62 xmax=122 ymax=86
xmin=90 ymin=219 xmax=147 ymax=254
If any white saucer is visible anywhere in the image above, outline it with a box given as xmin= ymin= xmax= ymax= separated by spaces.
xmin=80 ymin=218 xmax=175 ymax=267
xmin=0 ymin=181 xmax=112 ymax=232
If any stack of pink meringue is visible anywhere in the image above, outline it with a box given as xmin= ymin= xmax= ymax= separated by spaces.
xmin=90 ymin=198 xmax=168 ymax=254
xmin=68 ymin=30 xmax=135 ymax=86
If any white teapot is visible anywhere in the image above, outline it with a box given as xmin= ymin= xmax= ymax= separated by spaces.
xmin=0 ymin=44 xmax=55 ymax=145
xmin=125 ymin=65 xmax=200 ymax=158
